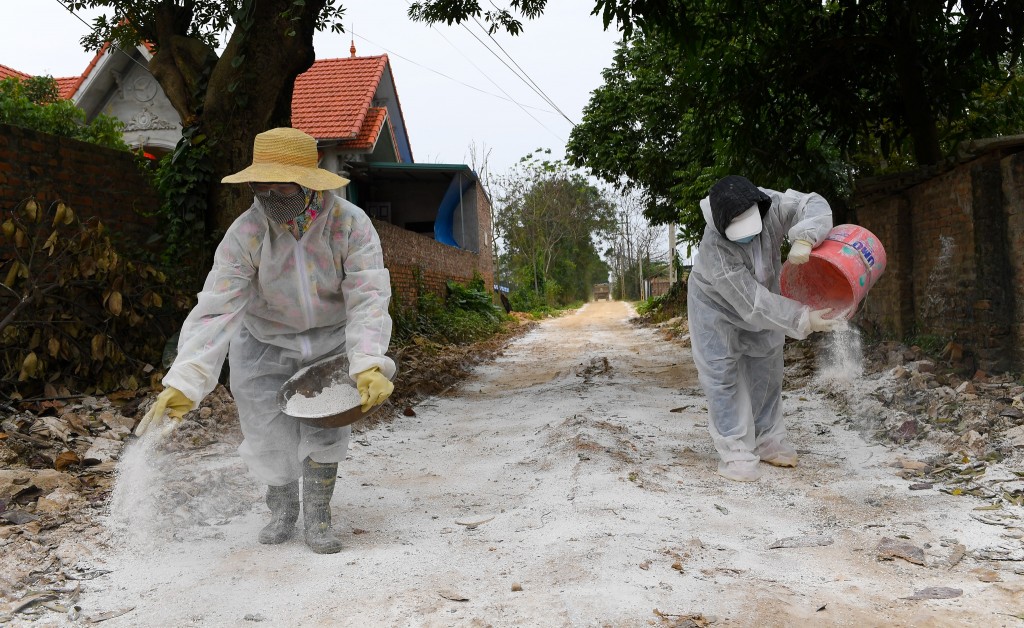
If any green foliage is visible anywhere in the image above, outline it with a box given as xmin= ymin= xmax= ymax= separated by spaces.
xmin=149 ymin=129 xmax=216 ymax=291
xmin=0 ymin=77 xmax=130 ymax=151
xmin=408 ymin=0 xmax=700 ymax=40
xmin=634 ymin=280 xmax=687 ymax=323
xmin=494 ymin=151 xmax=613 ymax=307
xmin=444 ymin=276 xmax=498 ymax=318
xmin=0 ymin=196 xmax=192 ymax=400
xmin=391 ymin=276 xmax=508 ymax=347
xmin=905 ymin=333 xmax=949 ymax=359
xmin=66 ymin=0 xmax=347 ymax=53
xmin=565 ymin=2 xmax=1024 ymax=242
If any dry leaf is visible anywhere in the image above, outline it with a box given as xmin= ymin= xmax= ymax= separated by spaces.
xmin=55 ymin=450 xmax=81 ymax=472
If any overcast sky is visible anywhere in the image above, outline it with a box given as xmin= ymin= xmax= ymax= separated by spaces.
xmin=0 ymin=0 xmax=620 ymax=178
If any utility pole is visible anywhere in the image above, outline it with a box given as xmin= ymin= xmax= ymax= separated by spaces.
xmin=668 ymin=223 xmax=676 ymax=284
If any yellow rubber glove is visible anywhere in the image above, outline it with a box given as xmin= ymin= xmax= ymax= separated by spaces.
xmin=355 ymin=367 xmax=394 ymax=412
xmin=135 ymin=386 xmax=193 ymax=437
xmin=787 ymin=239 xmax=814 ymax=265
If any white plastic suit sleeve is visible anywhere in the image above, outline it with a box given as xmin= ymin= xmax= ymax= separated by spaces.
xmin=341 ymin=210 xmax=396 ymax=381
xmin=698 ymin=242 xmax=813 ymax=339
xmin=779 ymin=189 xmax=833 ymax=246
xmin=690 ymin=186 xmax=833 ymax=340
xmin=163 ymin=231 xmax=257 ymax=406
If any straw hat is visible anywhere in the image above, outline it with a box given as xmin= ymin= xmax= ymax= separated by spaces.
xmin=222 ymin=127 xmax=349 ymax=190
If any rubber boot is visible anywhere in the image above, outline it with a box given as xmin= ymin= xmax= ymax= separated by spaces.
xmin=302 ymin=457 xmax=343 ymax=554
xmin=258 ymin=481 xmax=299 ymax=544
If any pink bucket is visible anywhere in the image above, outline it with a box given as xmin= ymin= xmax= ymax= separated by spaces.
xmin=780 ymin=224 xmax=887 ymax=320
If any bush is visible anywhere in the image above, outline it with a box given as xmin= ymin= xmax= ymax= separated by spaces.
xmin=635 ymin=281 xmax=687 ymax=323
xmin=0 ymin=196 xmax=192 ymax=400
xmin=0 ymin=76 xmax=129 ymax=151
xmin=390 ymin=276 xmax=507 ymax=347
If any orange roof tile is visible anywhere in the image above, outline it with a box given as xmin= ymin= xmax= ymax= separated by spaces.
xmin=336 ymin=106 xmax=387 ymax=151
xmin=55 ymin=77 xmax=80 ymax=99
xmin=60 ymin=45 xmax=109 ymax=100
xmin=0 ymin=63 xmax=30 ymax=81
xmin=292 ymin=55 xmax=388 ymax=141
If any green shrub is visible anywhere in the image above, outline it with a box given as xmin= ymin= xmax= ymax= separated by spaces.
xmin=0 ymin=76 xmax=130 ymax=151
xmin=391 ymin=276 xmax=508 ymax=347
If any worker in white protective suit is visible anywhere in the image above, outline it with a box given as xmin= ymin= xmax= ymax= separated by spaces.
xmin=687 ymin=175 xmax=843 ymax=482
xmin=135 ymin=127 xmax=396 ymax=553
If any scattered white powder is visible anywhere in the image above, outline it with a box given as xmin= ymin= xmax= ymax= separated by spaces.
xmin=815 ymin=321 xmax=864 ymax=385
xmin=285 ymin=380 xmax=361 ymax=417
xmin=106 ymin=428 xmax=165 ymax=543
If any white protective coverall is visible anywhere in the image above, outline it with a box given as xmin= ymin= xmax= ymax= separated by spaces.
xmin=687 ymin=187 xmax=832 ymax=466
xmin=162 ymin=191 xmax=395 ymax=485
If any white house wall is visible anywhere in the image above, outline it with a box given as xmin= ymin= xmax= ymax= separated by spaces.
xmin=75 ymin=46 xmax=181 ymax=152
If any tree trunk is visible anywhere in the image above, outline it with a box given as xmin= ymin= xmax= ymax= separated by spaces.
xmin=148 ymin=0 xmax=325 ymax=234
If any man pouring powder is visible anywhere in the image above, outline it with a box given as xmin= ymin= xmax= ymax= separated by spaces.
xmin=687 ymin=175 xmax=843 ymax=482
xmin=135 ymin=127 xmax=395 ymax=553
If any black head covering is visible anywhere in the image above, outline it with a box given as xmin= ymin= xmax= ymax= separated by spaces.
xmin=708 ymin=175 xmax=772 ymax=237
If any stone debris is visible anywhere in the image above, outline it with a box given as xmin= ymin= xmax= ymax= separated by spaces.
xmin=0 ymin=385 xmax=238 ymax=614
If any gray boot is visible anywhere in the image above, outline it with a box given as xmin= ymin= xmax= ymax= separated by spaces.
xmin=258 ymin=481 xmax=299 ymax=544
xmin=302 ymin=457 xmax=343 ymax=554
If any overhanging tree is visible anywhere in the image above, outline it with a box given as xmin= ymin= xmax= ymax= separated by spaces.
xmin=413 ymin=1 xmax=1024 ymax=240
xmin=66 ymin=0 xmax=345 ymax=232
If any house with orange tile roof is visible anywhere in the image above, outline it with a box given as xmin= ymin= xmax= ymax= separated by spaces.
xmin=3 ymin=44 xmax=494 ymax=296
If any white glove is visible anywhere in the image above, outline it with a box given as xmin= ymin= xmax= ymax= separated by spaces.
xmin=787 ymin=239 xmax=813 ymax=265
xmin=809 ymin=308 xmax=843 ymax=333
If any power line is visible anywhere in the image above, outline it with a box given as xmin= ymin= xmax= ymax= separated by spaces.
xmin=419 ymin=24 xmax=564 ymax=142
xmin=397 ymin=0 xmax=564 ymax=143
xmin=53 ymin=0 xmax=153 ymax=77
xmin=352 ymin=33 xmax=555 ymax=114
xmin=473 ymin=3 xmax=576 ymax=125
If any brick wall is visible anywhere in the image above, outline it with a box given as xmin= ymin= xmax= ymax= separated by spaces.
xmin=0 ymin=123 xmax=159 ymax=243
xmin=1 ymin=123 xmax=496 ymax=314
xmin=374 ymin=217 xmax=494 ymax=308
xmin=852 ymin=148 xmax=1024 ymax=372
xmin=1003 ymin=153 xmax=1024 ymax=367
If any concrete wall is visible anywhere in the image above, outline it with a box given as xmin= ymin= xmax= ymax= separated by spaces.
xmin=852 ymin=148 xmax=1024 ymax=372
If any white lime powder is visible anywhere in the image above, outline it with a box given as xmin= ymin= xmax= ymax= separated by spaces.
xmin=285 ymin=380 xmax=361 ymax=417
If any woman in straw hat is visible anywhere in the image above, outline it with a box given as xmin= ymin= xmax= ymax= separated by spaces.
xmin=135 ymin=127 xmax=396 ymax=554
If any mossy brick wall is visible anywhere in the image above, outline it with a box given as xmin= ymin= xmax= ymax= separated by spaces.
xmin=852 ymin=150 xmax=1023 ymax=372
xmin=855 ymin=195 xmax=911 ymax=336
xmin=0 ymin=123 xmax=159 ymax=244
xmin=905 ymin=165 xmax=978 ymax=339
xmin=373 ymin=215 xmax=494 ymax=309
xmin=1 ymin=123 xmax=498 ymax=316
xmin=1003 ymin=152 xmax=1024 ymax=368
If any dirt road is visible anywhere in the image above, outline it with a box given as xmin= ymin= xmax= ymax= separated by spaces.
xmin=54 ymin=301 xmax=1022 ymax=626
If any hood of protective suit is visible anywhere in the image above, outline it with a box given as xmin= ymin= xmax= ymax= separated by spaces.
xmin=708 ymin=175 xmax=771 ymax=238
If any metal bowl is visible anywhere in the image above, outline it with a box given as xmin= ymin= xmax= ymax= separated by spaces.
xmin=277 ymin=354 xmax=384 ymax=428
